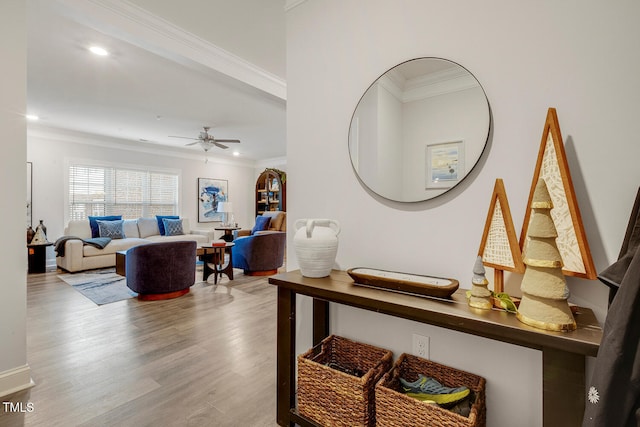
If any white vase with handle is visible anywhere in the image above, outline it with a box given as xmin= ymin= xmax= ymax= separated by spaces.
xmin=294 ymin=219 xmax=340 ymax=278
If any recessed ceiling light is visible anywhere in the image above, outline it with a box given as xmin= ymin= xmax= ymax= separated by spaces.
xmin=89 ymin=46 xmax=109 ymax=56
xmin=233 ymin=151 xmax=240 ymax=156
xmin=26 ymin=114 xmax=39 ymax=121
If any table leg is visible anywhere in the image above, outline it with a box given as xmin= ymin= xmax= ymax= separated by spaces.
xmin=543 ymin=347 xmax=585 ymax=426
xmin=277 ymin=287 xmax=296 ymax=426
xmin=202 ymin=253 xmax=214 ymax=281
xmin=313 ymin=299 xmax=330 ymax=346
xmin=215 ymin=248 xmax=234 ymax=282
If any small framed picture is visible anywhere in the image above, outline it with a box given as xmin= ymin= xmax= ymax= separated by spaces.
xmin=425 ymin=141 xmax=465 ymax=189
xmin=198 ymin=178 xmax=228 ymax=222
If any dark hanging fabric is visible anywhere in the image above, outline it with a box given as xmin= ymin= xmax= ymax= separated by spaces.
xmin=583 ymin=244 xmax=640 ymax=426
xmin=598 ymin=187 xmax=640 ymax=305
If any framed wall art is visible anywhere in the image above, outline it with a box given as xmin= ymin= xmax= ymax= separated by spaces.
xmin=197 ymin=178 xmax=228 ymax=223
xmin=425 ymin=140 xmax=465 ymax=189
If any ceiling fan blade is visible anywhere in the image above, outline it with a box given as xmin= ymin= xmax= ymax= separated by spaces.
xmin=185 ymin=141 xmax=199 ymax=146
xmin=214 ymin=142 xmax=229 ymax=149
xmin=169 ymin=135 xmax=199 ymax=140
xmin=215 ymin=139 xmax=240 ymax=143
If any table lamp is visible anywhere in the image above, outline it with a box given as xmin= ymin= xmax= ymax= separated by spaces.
xmin=217 ymin=202 xmax=233 ymax=227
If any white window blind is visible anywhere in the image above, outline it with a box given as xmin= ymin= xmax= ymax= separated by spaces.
xmin=68 ymin=164 xmax=178 ymax=220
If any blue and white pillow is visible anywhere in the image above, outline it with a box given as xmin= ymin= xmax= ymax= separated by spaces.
xmin=162 ymin=218 xmax=184 ymax=236
xmin=97 ymin=219 xmax=125 ymax=239
xmin=88 ymin=215 xmax=122 ymax=238
xmin=156 ymin=215 xmax=179 ymax=235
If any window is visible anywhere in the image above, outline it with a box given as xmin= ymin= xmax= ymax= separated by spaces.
xmin=68 ymin=163 xmax=179 ymax=220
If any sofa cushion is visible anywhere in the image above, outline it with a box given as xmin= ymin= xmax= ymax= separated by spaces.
xmin=82 ymin=237 xmax=149 ymax=257
xmin=97 ymin=220 xmax=125 ymax=239
xmin=88 ymin=215 xmax=122 ymax=238
xmin=252 ymin=216 xmax=271 ymax=235
xmin=156 ymin=215 xmax=179 ymax=235
xmin=145 ymin=234 xmax=209 ymax=244
xmin=163 ymin=218 xmax=184 ymax=236
xmin=123 ymin=219 xmax=140 ymax=238
xmin=137 ymin=217 xmax=160 ymax=238
xmin=66 ymin=220 xmax=92 ymax=239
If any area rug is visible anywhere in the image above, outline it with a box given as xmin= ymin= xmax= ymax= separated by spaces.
xmin=57 ymin=268 xmax=137 ymax=305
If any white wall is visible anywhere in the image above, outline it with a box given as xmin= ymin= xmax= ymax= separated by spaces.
xmin=27 ymin=128 xmax=259 ymax=244
xmin=286 ymin=1 xmax=640 ymax=426
xmin=0 ymin=0 xmax=33 ymax=398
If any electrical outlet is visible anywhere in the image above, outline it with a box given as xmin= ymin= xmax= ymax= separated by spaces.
xmin=412 ymin=334 xmax=430 ymax=359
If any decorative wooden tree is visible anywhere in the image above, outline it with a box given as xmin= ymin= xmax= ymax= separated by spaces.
xmin=469 ymin=256 xmax=492 ymax=309
xmin=478 ymin=179 xmax=525 ymax=293
xmin=520 ymin=108 xmax=596 ymax=279
xmin=517 ymin=178 xmax=576 ymax=331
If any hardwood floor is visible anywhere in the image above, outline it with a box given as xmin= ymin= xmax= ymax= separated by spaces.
xmin=1 ymin=267 xmax=278 ymax=426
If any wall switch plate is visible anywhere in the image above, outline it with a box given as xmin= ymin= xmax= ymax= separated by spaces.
xmin=412 ymin=334 xmax=430 ymax=359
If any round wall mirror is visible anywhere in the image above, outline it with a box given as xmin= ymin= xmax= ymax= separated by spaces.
xmin=348 ymin=57 xmax=491 ymax=202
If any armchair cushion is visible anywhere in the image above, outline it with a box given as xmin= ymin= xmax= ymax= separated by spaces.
xmin=251 ymin=216 xmax=271 ymax=235
xmin=262 ymin=211 xmax=286 ymax=231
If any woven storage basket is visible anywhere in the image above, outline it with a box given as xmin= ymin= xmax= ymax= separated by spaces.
xmin=297 ymin=335 xmax=393 ymax=427
xmin=376 ymin=353 xmax=486 ymax=427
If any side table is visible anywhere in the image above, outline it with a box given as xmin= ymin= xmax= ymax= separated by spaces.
xmin=215 ymin=226 xmax=241 ymax=242
xmin=198 ymin=242 xmax=235 ymax=284
xmin=27 ymin=242 xmax=53 ymax=273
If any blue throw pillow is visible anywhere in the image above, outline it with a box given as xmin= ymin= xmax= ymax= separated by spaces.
xmin=251 ymin=216 xmax=271 ymax=235
xmin=88 ymin=215 xmax=122 ymax=238
xmin=156 ymin=215 xmax=179 ymax=235
xmin=97 ymin=219 xmax=125 ymax=239
xmin=162 ymin=218 xmax=184 ymax=236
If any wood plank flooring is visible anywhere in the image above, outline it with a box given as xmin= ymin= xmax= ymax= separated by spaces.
xmin=1 ymin=267 xmax=278 ymax=426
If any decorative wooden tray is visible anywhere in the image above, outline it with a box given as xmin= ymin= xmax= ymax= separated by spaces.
xmin=347 ymin=268 xmax=459 ymax=299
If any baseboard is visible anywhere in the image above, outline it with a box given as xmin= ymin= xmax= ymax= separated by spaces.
xmin=0 ymin=365 xmax=34 ymax=399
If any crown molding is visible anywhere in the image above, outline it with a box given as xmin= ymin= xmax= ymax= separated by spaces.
xmin=376 ymin=67 xmax=480 ymax=104
xmin=28 ymin=125 xmax=257 ymax=169
xmin=285 ymin=0 xmax=310 ymax=12
xmin=57 ymin=0 xmax=286 ymax=100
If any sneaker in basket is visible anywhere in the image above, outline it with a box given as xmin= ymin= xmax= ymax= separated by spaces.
xmin=400 ymin=375 xmax=470 ymax=404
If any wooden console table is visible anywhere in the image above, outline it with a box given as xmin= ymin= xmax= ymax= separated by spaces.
xmin=268 ymin=270 xmax=602 ymax=427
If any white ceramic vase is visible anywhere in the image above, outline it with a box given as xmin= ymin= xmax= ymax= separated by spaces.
xmin=294 ymin=219 xmax=340 ymax=278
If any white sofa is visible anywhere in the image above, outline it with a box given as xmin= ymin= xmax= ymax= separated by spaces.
xmin=56 ymin=217 xmax=214 ymax=272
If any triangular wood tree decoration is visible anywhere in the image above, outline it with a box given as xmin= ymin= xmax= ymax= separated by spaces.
xmin=478 ymin=178 xmax=525 ymax=293
xmin=519 ymin=108 xmax=597 ymax=279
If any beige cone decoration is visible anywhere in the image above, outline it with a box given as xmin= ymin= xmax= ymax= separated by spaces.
xmin=469 ymin=256 xmax=492 ymax=309
xmin=517 ymin=178 xmax=576 ymax=331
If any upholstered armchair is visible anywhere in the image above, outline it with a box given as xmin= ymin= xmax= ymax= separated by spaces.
xmin=231 ymin=231 xmax=286 ymax=276
xmin=236 ymin=211 xmax=286 ymax=238
xmin=126 ymin=240 xmax=197 ymax=300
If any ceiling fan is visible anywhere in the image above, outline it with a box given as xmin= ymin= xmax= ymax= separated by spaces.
xmin=169 ymin=126 xmax=240 ymax=151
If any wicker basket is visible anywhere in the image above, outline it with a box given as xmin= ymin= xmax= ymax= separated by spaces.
xmin=376 ymin=353 xmax=486 ymax=427
xmin=297 ymin=335 xmax=393 ymax=426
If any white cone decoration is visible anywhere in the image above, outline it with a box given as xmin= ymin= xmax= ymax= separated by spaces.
xmin=30 ymin=226 xmax=48 ymax=244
